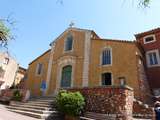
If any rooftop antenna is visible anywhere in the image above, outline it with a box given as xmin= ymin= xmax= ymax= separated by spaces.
xmin=69 ymin=21 xmax=75 ymax=28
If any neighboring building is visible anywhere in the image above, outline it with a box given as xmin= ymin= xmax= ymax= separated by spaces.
xmin=26 ymin=27 xmax=152 ymax=103
xmin=0 ymin=52 xmax=18 ymax=89
xmin=14 ymin=66 xmax=27 ymax=86
xmin=135 ymin=28 xmax=160 ymax=97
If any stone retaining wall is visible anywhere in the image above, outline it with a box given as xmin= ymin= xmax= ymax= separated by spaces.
xmin=0 ymin=89 xmax=30 ymax=102
xmin=66 ymin=86 xmax=134 ymax=120
xmin=133 ymin=99 xmax=155 ymax=119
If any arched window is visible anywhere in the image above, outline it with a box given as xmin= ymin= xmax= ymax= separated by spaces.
xmin=61 ymin=65 xmax=72 ymax=87
xmin=102 ymin=48 xmax=112 ymax=65
xmin=102 ymin=72 xmax=112 ymax=86
xmin=64 ymin=34 xmax=73 ymax=51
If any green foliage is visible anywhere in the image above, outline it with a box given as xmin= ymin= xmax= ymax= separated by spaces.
xmin=0 ymin=20 xmax=11 ymax=46
xmin=12 ymin=89 xmax=23 ymax=101
xmin=139 ymin=0 xmax=151 ymax=7
xmin=56 ymin=90 xmax=85 ymax=116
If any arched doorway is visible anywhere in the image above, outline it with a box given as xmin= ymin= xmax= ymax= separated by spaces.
xmin=60 ymin=65 xmax=72 ymax=87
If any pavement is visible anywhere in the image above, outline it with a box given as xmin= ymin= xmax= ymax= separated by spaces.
xmin=0 ymin=104 xmax=41 ymax=120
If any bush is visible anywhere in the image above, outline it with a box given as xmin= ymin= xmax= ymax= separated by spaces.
xmin=56 ymin=90 xmax=85 ymax=117
xmin=12 ymin=90 xmax=23 ymax=101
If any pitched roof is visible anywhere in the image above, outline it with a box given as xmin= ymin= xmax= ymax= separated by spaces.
xmin=18 ymin=66 xmax=27 ymax=74
xmin=50 ymin=27 xmax=99 ymax=46
xmin=135 ymin=28 xmax=160 ymax=38
xmin=92 ymin=38 xmax=135 ymax=44
xmin=29 ymin=49 xmax=51 ymax=65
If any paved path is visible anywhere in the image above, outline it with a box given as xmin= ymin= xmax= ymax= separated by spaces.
xmin=0 ymin=104 xmax=42 ymax=120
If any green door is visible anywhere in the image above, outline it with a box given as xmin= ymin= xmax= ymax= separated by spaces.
xmin=61 ymin=65 xmax=72 ymax=87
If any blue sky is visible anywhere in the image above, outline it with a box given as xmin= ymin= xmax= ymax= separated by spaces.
xmin=0 ymin=0 xmax=160 ymax=68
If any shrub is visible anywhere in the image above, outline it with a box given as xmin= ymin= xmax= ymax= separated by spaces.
xmin=12 ymin=89 xmax=23 ymax=101
xmin=56 ymin=90 xmax=85 ymax=117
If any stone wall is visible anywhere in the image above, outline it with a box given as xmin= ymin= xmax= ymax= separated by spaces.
xmin=66 ymin=86 xmax=134 ymax=120
xmin=0 ymin=89 xmax=30 ymax=102
xmin=133 ymin=98 xmax=155 ymax=119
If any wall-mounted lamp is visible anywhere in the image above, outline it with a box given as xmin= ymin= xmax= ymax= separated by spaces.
xmin=118 ymin=77 xmax=126 ymax=86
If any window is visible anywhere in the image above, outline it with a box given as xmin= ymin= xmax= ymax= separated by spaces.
xmin=146 ymin=49 xmax=160 ymax=67
xmin=36 ymin=63 xmax=43 ymax=75
xmin=102 ymin=48 xmax=112 ymax=65
xmin=64 ymin=34 xmax=73 ymax=51
xmin=143 ymin=35 xmax=156 ymax=44
xmin=4 ymin=58 xmax=9 ymax=65
xmin=101 ymin=73 xmax=112 ymax=86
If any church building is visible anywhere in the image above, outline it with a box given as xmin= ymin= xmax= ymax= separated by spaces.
xmin=26 ymin=27 xmax=160 ymax=103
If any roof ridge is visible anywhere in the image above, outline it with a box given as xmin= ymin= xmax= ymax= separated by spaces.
xmin=29 ymin=49 xmax=51 ymax=65
xmin=92 ymin=38 xmax=134 ymax=43
xmin=135 ymin=27 xmax=160 ymax=37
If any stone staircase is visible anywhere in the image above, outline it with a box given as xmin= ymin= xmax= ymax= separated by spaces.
xmin=6 ymin=96 xmax=59 ymax=119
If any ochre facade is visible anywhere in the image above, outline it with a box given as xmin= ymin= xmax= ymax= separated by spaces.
xmin=26 ymin=27 xmax=152 ymax=103
xmin=27 ymin=50 xmax=51 ymax=95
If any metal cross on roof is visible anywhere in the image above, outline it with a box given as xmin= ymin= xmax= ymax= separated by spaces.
xmin=69 ymin=21 xmax=75 ymax=28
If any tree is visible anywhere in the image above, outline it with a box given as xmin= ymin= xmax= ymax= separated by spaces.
xmin=0 ymin=16 xmax=15 ymax=49
xmin=139 ymin=0 xmax=150 ymax=7
xmin=0 ymin=20 xmax=11 ymax=47
xmin=57 ymin=0 xmax=151 ymax=7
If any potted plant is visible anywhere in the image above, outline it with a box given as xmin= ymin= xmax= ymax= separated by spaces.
xmin=56 ymin=90 xmax=85 ymax=120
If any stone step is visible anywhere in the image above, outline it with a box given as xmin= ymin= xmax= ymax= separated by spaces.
xmin=28 ymin=102 xmax=52 ymax=106
xmin=8 ymin=109 xmax=49 ymax=119
xmin=80 ymin=116 xmax=95 ymax=120
xmin=6 ymin=106 xmax=55 ymax=114
xmin=6 ymin=96 xmax=57 ymax=119
xmin=10 ymin=104 xmax=52 ymax=110
xmin=31 ymin=96 xmax=56 ymax=100
xmin=18 ymin=102 xmax=51 ymax=107
xmin=25 ymin=101 xmax=53 ymax=105
xmin=30 ymin=99 xmax=55 ymax=103
xmin=133 ymin=118 xmax=152 ymax=120
xmin=84 ymin=112 xmax=116 ymax=120
xmin=28 ymin=100 xmax=54 ymax=104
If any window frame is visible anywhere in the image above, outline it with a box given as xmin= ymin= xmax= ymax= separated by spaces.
xmin=35 ymin=63 xmax=43 ymax=76
xmin=64 ymin=34 xmax=74 ymax=52
xmin=100 ymin=72 xmax=112 ymax=86
xmin=4 ymin=58 xmax=9 ymax=65
xmin=100 ymin=47 xmax=112 ymax=66
xmin=143 ymin=34 xmax=156 ymax=44
xmin=146 ymin=49 xmax=160 ymax=67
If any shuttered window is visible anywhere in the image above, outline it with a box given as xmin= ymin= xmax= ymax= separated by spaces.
xmin=102 ymin=48 xmax=111 ymax=65
xmin=148 ymin=52 xmax=158 ymax=65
